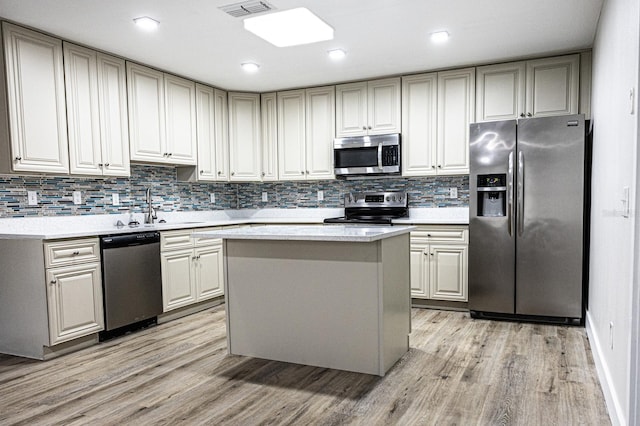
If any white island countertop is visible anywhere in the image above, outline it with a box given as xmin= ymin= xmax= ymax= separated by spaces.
xmin=194 ymin=224 xmax=416 ymax=243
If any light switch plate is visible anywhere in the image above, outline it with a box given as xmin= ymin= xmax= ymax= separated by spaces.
xmin=27 ymin=191 xmax=37 ymax=206
xmin=210 ymin=193 xmax=216 ymax=203
xmin=73 ymin=191 xmax=82 ymax=205
xmin=317 ymin=190 xmax=324 ymax=201
xmin=112 ymin=193 xmax=120 ymax=206
xmin=262 ymin=192 xmax=268 ymax=202
xmin=449 ymin=187 xmax=458 ymax=198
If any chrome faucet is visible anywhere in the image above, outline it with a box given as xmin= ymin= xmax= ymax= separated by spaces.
xmin=144 ymin=188 xmax=157 ymax=224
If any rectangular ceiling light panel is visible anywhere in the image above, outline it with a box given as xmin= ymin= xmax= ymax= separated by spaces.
xmin=243 ymin=7 xmax=334 ymax=47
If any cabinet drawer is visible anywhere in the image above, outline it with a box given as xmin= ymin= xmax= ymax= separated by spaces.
xmin=161 ymin=230 xmax=193 ymax=251
xmin=411 ymin=226 xmax=468 ymax=243
xmin=193 ymin=227 xmax=222 ymax=247
xmin=44 ymin=238 xmax=100 ymax=268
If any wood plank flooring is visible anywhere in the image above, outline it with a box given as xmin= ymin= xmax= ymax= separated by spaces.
xmin=0 ymin=307 xmax=610 ymax=425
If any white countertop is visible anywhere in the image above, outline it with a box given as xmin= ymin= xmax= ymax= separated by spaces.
xmin=0 ymin=207 xmax=467 ymax=239
xmin=194 ymin=224 xmax=416 ymax=243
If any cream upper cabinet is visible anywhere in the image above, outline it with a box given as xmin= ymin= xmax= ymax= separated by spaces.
xmin=436 ymin=68 xmax=475 ymax=175
xmin=476 ymin=54 xmax=580 ymax=121
xmin=194 ymin=84 xmax=217 ymax=181
xmin=127 ymin=62 xmax=165 ymax=162
xmin=1 ymin=23 xmax=69 ymax=174
xmin=525 ymin=55 xmax=579 ymax=118
xmin=214 ymin=89 xmax=230 ymax=180
xmin=476 ymin=62 xmax=526 ymax=122
xmin=401 ymin=73 xmax=438 ymax=176
xmin=64 ymin=42 xmax=130 ymax=176
xmin=228 ymin=92 xmax=262 ymax=181
xmin=278 ymin=89 xmax=306 ymax=180
xmin=278 ymin=86 xmax=335 ymax=181
xmin=127 ymin=62 xmax=196 ymax=165
xmin=179 ymin=84 xmax=226 ymax=182
xmin=261 ymin=92 xmax=279 ymax=181
xmin=336 ymin=78 xmax=400 ymax=137
xmin=305 ymin=86 xmax=335 ymax=180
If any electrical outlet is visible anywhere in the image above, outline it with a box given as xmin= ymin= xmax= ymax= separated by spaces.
xmin=73 ymin=191 xmax=82 ymax=205
xmin=27 ymin=191 xmax=37 ymax=206
xmin=210 ymin=193 xmax=216 ymax=204
xmin=112 ymin=193 xmax=120 ymax=206
xmin=317 ymin=190 xmax=324 ymax=201
xmin=449 ymin=187 xmax=458 ymax=198
xmin=262 ymin=192 xmax=268 ymax=202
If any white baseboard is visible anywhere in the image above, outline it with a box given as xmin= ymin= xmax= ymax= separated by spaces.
xmin=586 ymin=310 xmax=627 ymax=426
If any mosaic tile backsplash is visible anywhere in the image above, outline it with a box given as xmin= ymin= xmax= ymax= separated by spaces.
xmin=0 ymin=165 xmax=468 ymax=218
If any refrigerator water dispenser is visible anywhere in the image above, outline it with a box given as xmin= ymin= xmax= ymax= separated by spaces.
xmin=477 ymin=174 xmax=507 ymax=217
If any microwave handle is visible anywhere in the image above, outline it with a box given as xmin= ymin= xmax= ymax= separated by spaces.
xmin=377 ymin=144 xmax=383 ymax=169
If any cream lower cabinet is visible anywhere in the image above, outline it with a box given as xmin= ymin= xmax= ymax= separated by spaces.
xmin=44 ymin=238 xmax=104 ymax=345
xmin=161 ymin=228 xmax=224 ymax=312
xmin=410 ymin=226 xmax=468 ymax=302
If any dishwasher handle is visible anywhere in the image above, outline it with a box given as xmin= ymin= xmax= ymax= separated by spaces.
xmin=101 ymin=232 xmax=160 ymax=249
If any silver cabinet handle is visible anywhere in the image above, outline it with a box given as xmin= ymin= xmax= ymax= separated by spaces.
xmin=377 ymin=144 xmax=383 ymax=169
xmin=517 ymin=151 xmax=525 ymax=236
xmin=507 ymin=151 xmax=514 ymax=237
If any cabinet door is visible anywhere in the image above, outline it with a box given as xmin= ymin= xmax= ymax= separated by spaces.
xmin=164 ymin=74 xmax=197 ymax=165
xmin=278 ymin=89 xmax=306 ymax=180
xmin=195 ymin=244 xmax=224 ymax=300
xmin=127 ymin=62 xmax=165 ymax=162
xmin=46 ymin=262 xmax=104 ymax=345
xmin=64 ymin=42 xmax=102 ymax=176
xmin=3 ymin=23 xmax=69 ymax=173
xmin=195 ymin=84 xmax=217 ymax=181
xmin=228 ymin=92 xmax=261 ymax=181
xmin=437 ymin=68 xmax=475 ymax=175
xmin=476 ymin=62 xmax=526 ymax=121
xmin=367 ymin=78 xmax=401 ymax=135
xmin=401 ymin=74 xmax=438 ymax=176
xmin=161 ymin=248 xmax=197 ymax=312
xmin=214 ymin=89 xmax=230 ymax=180
xmin=428 ymin=244 xmax=468 ymax=301
xmin=305 ymin=86 xmax=335 ymax=180
xmin=336 ymin=82 xmax=367 ymax=137
xmin=410 ymin=242 xmax=429 ymax=299
xmin=96 ymin=53 xmax=130 ymax=176
xmin=261 ymin=92 xmax=279 ymax=181
xmin=525 ymin=54 xmax=579 ymax=117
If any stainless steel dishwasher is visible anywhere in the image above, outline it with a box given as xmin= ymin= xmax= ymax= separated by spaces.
xmin=99 ymin=231 xmax=162 ymax=340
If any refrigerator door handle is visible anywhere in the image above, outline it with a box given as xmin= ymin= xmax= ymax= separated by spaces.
xmin=517 ymin=151 xmax=525 ymax=236
xmin=507 ymin=152 xmax=514 ymax=236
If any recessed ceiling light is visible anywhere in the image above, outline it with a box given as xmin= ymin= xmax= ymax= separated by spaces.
xmin=430 ymin=31 xmax=449 ymax=43
xmin=133 ymin=16 xmax=160 ymax=31
xmin=328 ymin=49 xmax=346 ymax=60
xmin=243 ymin=7 xmax=334 ymax=47
xmin=241 ymin=62 xmax=260 ymax=72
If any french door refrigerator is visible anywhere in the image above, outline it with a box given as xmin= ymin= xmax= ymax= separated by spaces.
xmin=469 ymin=114 xmax=586 ymax=324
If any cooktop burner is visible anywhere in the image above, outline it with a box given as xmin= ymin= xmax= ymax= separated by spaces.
xmin=323 ymin=191 xmax=408 ymax=225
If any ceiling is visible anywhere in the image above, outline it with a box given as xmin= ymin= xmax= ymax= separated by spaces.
xmin=0 ymin=0 xmax=604 ymax=92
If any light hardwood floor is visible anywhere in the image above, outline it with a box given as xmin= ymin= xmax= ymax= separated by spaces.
xmin=0 ymin=306 xmax=610 ymax=425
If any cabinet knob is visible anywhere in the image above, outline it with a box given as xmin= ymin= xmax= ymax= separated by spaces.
xmin=438 ymin=165 xmax=442 ymax=168
xmin=300 ymin=171 xmax=304 ymax=175
xmin=231 ymin=172 xmax=235 ymax=176
xmin=431 ymin=252 xmax=434 ymax=256
xmin=50 ymin=280 xmax=57 ymax=284
xmin=163 ymin=153 xmax=167 ymax=157
xmin=262 ymin=172 xmax=265 ymax=176
xmin=192 ymin=256 xmax=197 ymax=260
xmin=368 ymin=126 xmax=372 ymax=130
xmin=527 ymin=112 xmax=532 ymax=117
xmin=520 ymin=113 xmax=525 ymax=118
xmin=218 ymin=171 xmax=222 ymax=175
xmin=306 ymin=170 xmax=309 ymax=174
xmin=427 ymin=234 xmax=432 ymax=237
xmin=168 ymin=153 xmax=172 ymax=157
xmin=98 ymin=163 xmax=103 ymax=167
xmin=72 ymin=251 xmax=80 ymax=256
xmin=14 ymin=156 xmax=21 ymax=161
xmin=431 ymin=165 xmax=436 ymax=169
xmin=362 ymin=126 xmax=367 ymax=130
xmin=105 ymin=163 xmax=110 ymax=167
xmin=200 ymin=170 xmax=204 ymax=174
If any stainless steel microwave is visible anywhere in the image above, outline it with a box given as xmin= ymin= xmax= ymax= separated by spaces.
xmin=334 ymin=134 xmax=401 ymax=177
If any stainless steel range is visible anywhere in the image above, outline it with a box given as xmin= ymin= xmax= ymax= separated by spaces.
xmin=324 ymin=191 xmax=408 ymax=225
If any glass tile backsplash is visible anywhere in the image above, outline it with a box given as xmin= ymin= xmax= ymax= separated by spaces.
xmin=0 ymin=165 xmax=468 ymax=217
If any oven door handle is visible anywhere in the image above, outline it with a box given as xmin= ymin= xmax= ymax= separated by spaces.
xmin=377 ymin=144 xmax=383 ymax=169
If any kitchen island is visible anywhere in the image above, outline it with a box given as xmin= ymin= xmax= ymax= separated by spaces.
xmin=194 ymin=225 xmax=415 ymax=376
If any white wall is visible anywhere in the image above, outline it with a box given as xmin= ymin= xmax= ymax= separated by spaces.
xmin=588 ymin=0 xmax=640 ymax=424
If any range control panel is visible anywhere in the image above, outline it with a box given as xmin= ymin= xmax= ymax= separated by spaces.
xmin=345 ymin=192 xmax=408 ymax=208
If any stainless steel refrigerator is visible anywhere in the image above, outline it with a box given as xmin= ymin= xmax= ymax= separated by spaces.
xmin=469 ymin=114 xmax=586 ymax=324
